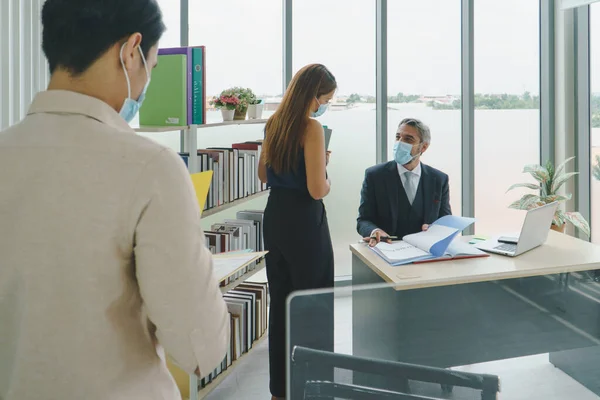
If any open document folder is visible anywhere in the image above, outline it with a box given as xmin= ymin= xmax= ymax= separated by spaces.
xmin=370 ymin=215 xmax=488 ymax=266
xmin=190 ymin=170 xmax=213 ymax=216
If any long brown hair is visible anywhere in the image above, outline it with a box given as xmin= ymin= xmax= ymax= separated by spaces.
xmin=263 ymin=64 xmax=336 ymax=174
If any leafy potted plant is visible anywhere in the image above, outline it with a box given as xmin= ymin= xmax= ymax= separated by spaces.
xmin=248 ymin=96 xmax=263 ymax=119
xmin=507 ymin=156 xmax=590 ymax=237
xmin=210 ymin=94 xmax=240 ymax=122
xmin=219 ymin=87 xmax=256 ymax=120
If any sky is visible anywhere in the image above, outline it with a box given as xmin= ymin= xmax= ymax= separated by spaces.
xmin=157 ymin=0 xmax=554 ymax=97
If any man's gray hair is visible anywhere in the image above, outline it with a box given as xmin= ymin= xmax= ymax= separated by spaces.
xmin=399 ymin=118 xmax=431 ymax=144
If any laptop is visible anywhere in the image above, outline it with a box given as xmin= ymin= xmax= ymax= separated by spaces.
xmin=475 ymin=201 xmax=559 ymax=257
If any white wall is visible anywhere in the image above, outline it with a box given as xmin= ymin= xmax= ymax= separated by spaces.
xmin=0 ymin=0 xmax=49 ymax=130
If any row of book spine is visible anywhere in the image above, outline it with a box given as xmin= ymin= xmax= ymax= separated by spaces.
xmin=180 ymin=140 xmax=267 ymax=210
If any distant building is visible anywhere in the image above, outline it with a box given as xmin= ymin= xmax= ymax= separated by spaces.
xmin=417 ymin=95 xmax=458 ymax=105
xmin=330 ymin=102 xmax=357 ymax=111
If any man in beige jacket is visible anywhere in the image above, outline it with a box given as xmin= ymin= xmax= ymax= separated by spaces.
xmin=0 ymin=1 xmax=229 ymax=399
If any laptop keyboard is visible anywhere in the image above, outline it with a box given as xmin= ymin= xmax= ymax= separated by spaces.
xmin=494 ymin=243 xmax=517 ymax=253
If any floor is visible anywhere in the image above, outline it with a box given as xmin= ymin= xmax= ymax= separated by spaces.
xmin=206 ymin=287 xmax=600 ymax=400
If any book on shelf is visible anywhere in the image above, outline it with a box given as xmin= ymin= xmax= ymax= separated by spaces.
xmin=236 ymin=210 xmax=265 ymax=253
xmin=370 ymin=215 xmax=488 ymax=266
xmin=198 ymin=150 xmax=224 ymax=207
xmin=156 ymin=47 xmax=193 ymax=124
xmin=191 ymin=46 xmax=206 ymax=125
xmin=190 ymin=171 xmax=213 ymax=216
xmin=223 ymin=219 xmax=257 ymax=254
xmin=212 ymin=224 xmax=242 ymax=251
xmin=232 ymin=141 xmax=267 ymax=192
xmin=139 ymin=52 xmax=188 ymax=126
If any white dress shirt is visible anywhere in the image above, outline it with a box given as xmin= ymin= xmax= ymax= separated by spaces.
xmin=0 ymin=90 xmax=230 ymax=400
xmin=370 ymin=162 xmax=422 ymax=237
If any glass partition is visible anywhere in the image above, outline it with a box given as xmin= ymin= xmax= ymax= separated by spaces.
xmin=286 ymin=273 xmax=600 ymax=399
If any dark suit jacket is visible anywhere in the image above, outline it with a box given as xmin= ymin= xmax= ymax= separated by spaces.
xmin=356 ymin=161 xmax=452 ymax=238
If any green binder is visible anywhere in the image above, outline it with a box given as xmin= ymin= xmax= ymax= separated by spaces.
xmin=139 ymin=54 xmax=187 ymax=126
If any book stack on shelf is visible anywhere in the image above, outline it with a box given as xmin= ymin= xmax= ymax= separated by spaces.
xmin=181 ymin=140 xmax=268 ymax=212
xmin=139 ymin=46 xmax=206 ymax=126
xmin=205 ymin=209 xmax=266 ymax=287
xmin=201 ymin=283 xmax=268 ymax=389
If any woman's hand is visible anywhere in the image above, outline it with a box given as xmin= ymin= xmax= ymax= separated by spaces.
xmin=326 ymin=151 xmax=331 ymax=166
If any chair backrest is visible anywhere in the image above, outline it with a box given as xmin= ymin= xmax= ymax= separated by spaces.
xmin=291 ymin=346 xmax=499 ymax=400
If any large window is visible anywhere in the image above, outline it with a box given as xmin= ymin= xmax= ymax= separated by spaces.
xmin=387 ymin=0 xmax=462 ymax=216
xmin=189 ymin=0 xmax=282 ymax=98
xmin=474 ymin=0 xmax=540 ymax=234
xmin=187 ymin=0 xmax=282 ymax=136
xmin=157 ymin=0 xmax=181 ymax=48
xmin=294 ymin=0 xmax=376 ymax=276
xmin=590 ymin=3 xmax=600 ymax=244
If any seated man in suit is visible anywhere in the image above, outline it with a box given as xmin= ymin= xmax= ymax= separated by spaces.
xmin=357 ymin=118 xmax=451 ymax=246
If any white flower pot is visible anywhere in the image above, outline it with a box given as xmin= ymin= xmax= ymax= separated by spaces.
xmin=247 ymin=103 xmax=264 ymax=119
xmin=221 ymin=109 xmax=235 ymax=122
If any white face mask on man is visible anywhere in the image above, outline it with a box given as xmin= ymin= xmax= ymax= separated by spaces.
xmin=118 ymin=43 xmax=151 ymax=123
xmin=393 ymin=141 xmax=421 ymax=165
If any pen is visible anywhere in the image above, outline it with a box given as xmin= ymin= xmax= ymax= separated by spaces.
xmin=377 ymin=236 xmax=398 ymax=241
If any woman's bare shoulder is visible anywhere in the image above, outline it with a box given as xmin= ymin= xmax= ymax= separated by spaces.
xmin=305 ymin=118 xmax=324 ymax=139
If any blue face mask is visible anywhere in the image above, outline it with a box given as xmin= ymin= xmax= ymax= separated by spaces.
xmin=119 ymin=43 xmax=151 ymax=123
xmin=311 ymin=97 xmax=329 ymax=118
xmin=393 ymin=141 xmax=419 ymax=165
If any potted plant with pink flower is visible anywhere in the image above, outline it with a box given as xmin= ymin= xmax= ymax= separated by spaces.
xmin=210 ymin=94 xmax=240 ymax=122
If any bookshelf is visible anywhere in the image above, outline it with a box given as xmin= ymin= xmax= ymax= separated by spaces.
xmin=203 ymin=190 xmax=269 ymax=217
xmin=133 ymin=121 xmax=270 ymax=400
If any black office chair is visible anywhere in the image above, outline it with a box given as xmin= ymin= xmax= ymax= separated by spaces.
xmin=291 ymin=346 xmax=500 ymax=400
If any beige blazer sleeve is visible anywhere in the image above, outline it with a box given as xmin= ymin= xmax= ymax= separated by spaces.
xmin=131 ymin=148 xmax=229 ymax=376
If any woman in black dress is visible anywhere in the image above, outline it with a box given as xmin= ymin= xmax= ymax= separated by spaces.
xmin=258 ymin=64 xmax=337 ymax=399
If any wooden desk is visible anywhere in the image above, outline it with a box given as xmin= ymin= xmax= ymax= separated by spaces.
xmin=350 ymin=232 xmax=600 ymax=395
xmin=350 ymin=231 xmax=600 ymax=290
